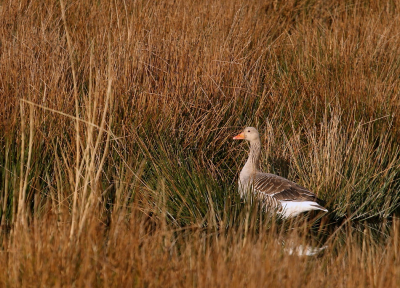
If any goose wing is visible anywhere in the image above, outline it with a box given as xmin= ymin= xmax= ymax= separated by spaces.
xmin=253 ymin=172 xmax=319 ymax=202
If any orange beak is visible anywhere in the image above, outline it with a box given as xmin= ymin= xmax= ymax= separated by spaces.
xmin=233 ymin=132 xmax=245 ymax=140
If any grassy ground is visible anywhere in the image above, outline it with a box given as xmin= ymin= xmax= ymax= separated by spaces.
xmin=1 ymin=0 xmax=400 ymax=286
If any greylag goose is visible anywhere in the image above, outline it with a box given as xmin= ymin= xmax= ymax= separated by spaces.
xmin=233 ymin=127 xmax=328 ymax=218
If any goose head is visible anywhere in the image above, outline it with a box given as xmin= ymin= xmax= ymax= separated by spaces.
xmin=233 ymin=127 xmax=260 ymax=142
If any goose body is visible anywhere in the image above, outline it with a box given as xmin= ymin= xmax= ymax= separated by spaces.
xmin=234 ymin=127 xmax=328 ymax=218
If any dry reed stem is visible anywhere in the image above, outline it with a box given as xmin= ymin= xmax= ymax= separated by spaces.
xmin=59 ymin=0 xmax=81 ymax=241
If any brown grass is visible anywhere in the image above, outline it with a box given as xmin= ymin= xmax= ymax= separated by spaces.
xmin=1 ymin=0 xmax=400 ymax=286
xmin=1 ymin=209 xmax=400 ymax=287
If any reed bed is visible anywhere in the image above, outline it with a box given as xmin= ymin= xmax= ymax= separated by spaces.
xmin=1 ymin=0 xmax=400 ymax=286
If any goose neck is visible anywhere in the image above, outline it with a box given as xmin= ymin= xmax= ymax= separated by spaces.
xmin=244 ymin=140 xmax=261 ymax=173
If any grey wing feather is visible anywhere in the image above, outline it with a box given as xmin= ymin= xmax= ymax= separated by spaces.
xmin=253 ymin=172 xmax=319 ymax=202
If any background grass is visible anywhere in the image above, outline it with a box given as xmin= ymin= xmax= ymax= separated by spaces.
xmin=1 ymin=0 xmax=400 ymax=286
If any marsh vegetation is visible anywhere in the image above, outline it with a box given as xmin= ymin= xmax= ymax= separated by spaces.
xmin=1 ymin=0 xmax=400 ymax=286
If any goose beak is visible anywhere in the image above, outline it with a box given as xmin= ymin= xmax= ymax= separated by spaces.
xmin=233 ymin=132 xmax=245 ymax=140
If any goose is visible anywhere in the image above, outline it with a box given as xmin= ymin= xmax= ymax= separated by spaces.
xmin=233 ymin=127 xmax=328 ymax=218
